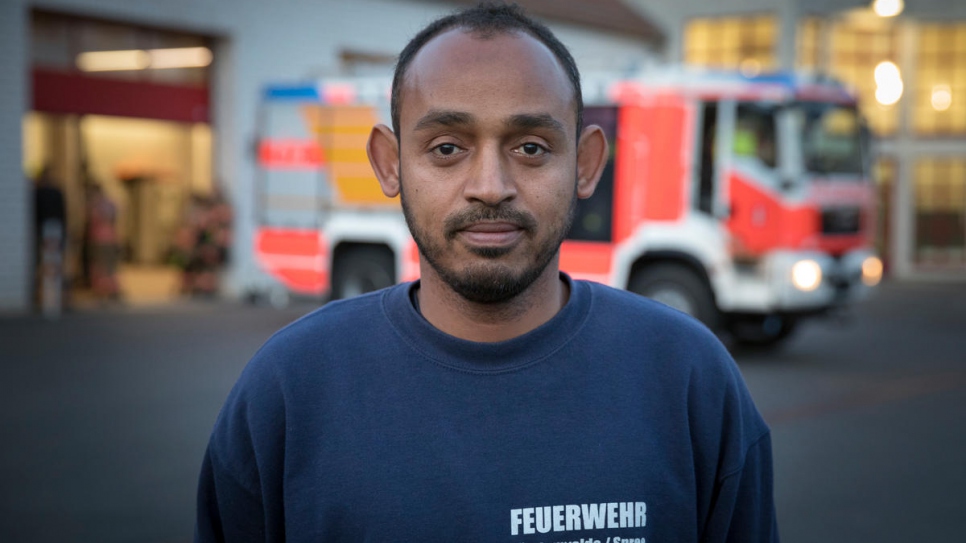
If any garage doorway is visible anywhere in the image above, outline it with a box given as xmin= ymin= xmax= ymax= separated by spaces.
xmin=26 ymin=11 xmax=218 ymax=307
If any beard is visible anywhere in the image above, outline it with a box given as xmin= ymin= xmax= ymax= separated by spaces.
xmin=400 ymin=178 xmax=577 ymax=304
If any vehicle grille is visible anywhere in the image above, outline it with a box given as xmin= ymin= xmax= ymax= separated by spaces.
xmin=821 ymin=206 xmax=862 ymax=235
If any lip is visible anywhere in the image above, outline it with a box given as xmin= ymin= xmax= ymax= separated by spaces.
xmin=457 ymin=222 xmax=524 ymax=246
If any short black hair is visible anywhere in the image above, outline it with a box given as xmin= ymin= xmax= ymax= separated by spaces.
xmin=390 ymin=1 xmax=583 ymax=138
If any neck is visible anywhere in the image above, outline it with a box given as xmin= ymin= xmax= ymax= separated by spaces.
xmin=416 ymin=265 xmax=569 ymax=343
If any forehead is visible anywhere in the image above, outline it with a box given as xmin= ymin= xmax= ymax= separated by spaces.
xmin=399 ymin=28 xmax=575 ymax=128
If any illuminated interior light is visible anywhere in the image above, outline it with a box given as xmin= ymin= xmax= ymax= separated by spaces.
xmin=874 ymin=61 xmax=900 ymax=86
xmin=874 ymin=61 xmax=903 ymax=105
xmin=931 ymin=84 xmax=952 ymax=111
xmin=76 ymin=46 xmax=212 ymax=72
xmin=76 ymin=49 xmax=150 ymax=72
xmin=148 ymin=47 xmax=213 ymax=69
xmin=876 ymin=83 xmax=903 ymax=106
xmin=872 ymin=0 xmax=904 ymax=18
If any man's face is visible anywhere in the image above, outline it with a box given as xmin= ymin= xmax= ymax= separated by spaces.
xmin=394 ymin=29 xmax=581 ymax=304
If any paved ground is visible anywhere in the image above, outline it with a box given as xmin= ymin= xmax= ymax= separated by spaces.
xmin=0 ymin=301 xmax=304 ymax=543
xmin=1 ymin=280 xmax=964 ymax=542
xmin=736 ymin=280 xmax=966 ymax=543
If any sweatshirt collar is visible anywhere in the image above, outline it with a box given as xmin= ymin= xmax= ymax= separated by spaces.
xmin=382 ymin=273 xmax=591 ymax=374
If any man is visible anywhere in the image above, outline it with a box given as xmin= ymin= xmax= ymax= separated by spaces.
xmin=195 ymin=3 xmax=779 ymax=542
xmin=32 ymin=165 xmax=66 ymax=310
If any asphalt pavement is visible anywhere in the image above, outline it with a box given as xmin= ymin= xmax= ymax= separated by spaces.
xmin=1 ymin=279 xmax=964 ymax=542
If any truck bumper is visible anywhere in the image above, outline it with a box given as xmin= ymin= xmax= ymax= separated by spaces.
xmin=718 ymin=248 xmax=879 ymax=315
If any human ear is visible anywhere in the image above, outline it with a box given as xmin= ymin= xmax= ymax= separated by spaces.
xmin=367 ymin=123 xmax=400 ymax=198
xmin=576 ymin=125 xmax=607 ymax=199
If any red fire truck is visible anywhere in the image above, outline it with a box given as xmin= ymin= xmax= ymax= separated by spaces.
xmin=252 ymin=69 xmax=882 ymax=346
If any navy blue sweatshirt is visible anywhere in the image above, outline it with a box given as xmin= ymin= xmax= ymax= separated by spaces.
xmin=196 ymin=277 xmax=778 ymax=542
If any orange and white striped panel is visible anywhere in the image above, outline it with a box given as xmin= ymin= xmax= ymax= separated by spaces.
xmin=254 ymin=227 xmax=330 ymax=294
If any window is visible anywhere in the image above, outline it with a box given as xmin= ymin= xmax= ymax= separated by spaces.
xmin=914 ymin=158 xmax=966 ymax=267
xmin=797 ymin=17 xmax=824 ymax=72
xmin=684 ymin=15 xmax=777 ymax=74
xmin=826 ymin=21 xmax=899 ymax=136
xmin=798 ymin=103 xmax=865 ymax=176
xmin=914 ymin=23 xmax=966 ymax=136
xmin=567 ymin=106 xmax=615 ymax=242
xmin=734 ymin=103 xmax=777 ymax=169
xmin=697 ymin=103 xmax=718 ymax=215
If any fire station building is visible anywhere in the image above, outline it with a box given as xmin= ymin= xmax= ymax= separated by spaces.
xmin=0 ymin=0 xmax=964 ymax=312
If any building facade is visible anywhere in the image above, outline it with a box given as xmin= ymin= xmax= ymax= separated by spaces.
xmin=3 ymin=0 xmax=964 ymax=313
xmin=0 ymin=0 xmax=658 ymax=312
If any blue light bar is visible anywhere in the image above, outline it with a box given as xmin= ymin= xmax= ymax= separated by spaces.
xmin=743 ymin=72 xmax=797 ymax=86
xmin=263 ymin=85 xmax=320 ymax=101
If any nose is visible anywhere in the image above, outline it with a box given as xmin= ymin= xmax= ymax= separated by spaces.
xmin=462 ymin=143 xmax=516 ymax=206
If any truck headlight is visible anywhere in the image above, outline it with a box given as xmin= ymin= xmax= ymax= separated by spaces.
xmin=862 ymin=256 xmax=883 ymax=286
xmin=791 ymin=259 xmax=822 ymax=292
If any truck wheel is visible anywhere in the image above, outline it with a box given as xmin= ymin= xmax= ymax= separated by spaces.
xmin=727 ymin=315 xmax=798 ymax=348
xmin=628 ymin=263 xmax=719 ymax=330
xmin=331 ymin=246 xmax=395 ymax=300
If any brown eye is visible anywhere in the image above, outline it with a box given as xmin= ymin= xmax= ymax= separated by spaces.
xmin=518 ymin=142 xmax=547 ymax=157
xmin=433 ymin=143 xmax=461 ymax=156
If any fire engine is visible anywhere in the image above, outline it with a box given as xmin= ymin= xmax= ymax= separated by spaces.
xmin=251 ymin=69 xmax=883 ymax=346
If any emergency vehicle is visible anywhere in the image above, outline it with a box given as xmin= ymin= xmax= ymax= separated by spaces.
xmin=252 ymin=69 xmax=883 ymax=346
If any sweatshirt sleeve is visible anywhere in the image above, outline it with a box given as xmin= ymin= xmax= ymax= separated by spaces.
xmin=701 ymin=431 xmax=780 ymax=543
xmin=684 ymin=329 xmax=780 ymax=543
xmin=194 ymin=349 xmax=287 ymax=543
xmin=195 ymin=445 xmax=267 ymax=542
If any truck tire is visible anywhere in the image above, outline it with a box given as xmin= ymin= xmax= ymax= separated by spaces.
xmin=628 ymin=263 xmax=720 ymax=330
xmin=727 ymin=315 xmax=798 ymax=348
xmin=331 ymin=246 xmax=395 ymax=300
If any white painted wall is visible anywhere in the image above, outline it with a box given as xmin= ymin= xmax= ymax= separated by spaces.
xmin=0 ymin=2 xmax=29 ymax=312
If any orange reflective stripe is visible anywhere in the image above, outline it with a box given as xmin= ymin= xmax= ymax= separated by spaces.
xmin=255 ymin=228 xmax=330 ymax=294
xmin=272 ymin=268 xmax=329 ymax=295
xmin=256 ymin=228 xmax=327 ymax=257
xmin=258 ymin=139 xmax=325 ymax=169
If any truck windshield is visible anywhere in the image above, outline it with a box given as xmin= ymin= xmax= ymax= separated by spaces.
xmin=796 ymin=102 xmax=865 ymax=176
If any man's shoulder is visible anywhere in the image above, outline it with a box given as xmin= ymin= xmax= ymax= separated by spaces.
xmin=580 ymin=282 xmax=770 ymax=441
xmin=276 ymin=284 xmax=399 ymax=341
xmin=581 ymin=280 xmax=718 ymax=341
xmin=244 ymin=284 xmax=403 ymax=371
xmin=577 ymin=279 xmax=739 ymax=381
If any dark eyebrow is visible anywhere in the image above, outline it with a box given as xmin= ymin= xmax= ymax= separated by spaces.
xmin=506 ymin=113 xmax=566 ymax=135
xmin=413 ymin=110 xmax=475 ymax=131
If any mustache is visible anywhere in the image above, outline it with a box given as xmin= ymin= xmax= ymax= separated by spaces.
xmin=444 ymin=205 xmax=538 ymax=240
